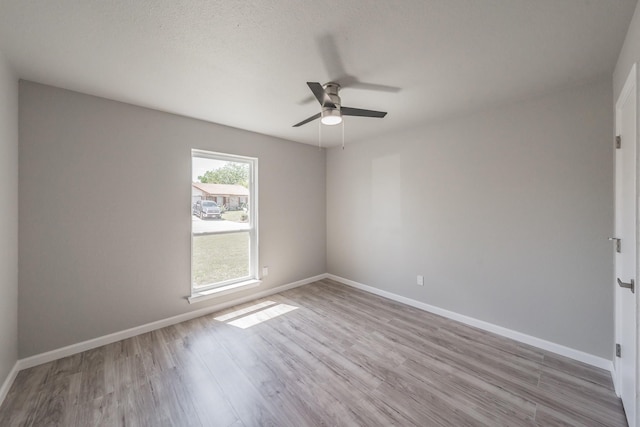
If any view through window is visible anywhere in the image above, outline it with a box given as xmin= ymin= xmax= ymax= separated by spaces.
xmin=191 ymin=150 xmax=257 ymax=293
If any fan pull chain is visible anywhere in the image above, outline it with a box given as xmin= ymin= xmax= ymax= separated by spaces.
xmin=318 ymin=119 xmax=322 ymax=150
xmin=342 ymin=119 xmax=345 ymax=150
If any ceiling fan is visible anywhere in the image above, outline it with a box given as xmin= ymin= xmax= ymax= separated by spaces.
xmin=293 ymin=82 xmax=387 ymax=127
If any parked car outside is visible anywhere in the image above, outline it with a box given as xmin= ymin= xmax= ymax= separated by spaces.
xmin=193 ymin=200 xmax=222 ymax=219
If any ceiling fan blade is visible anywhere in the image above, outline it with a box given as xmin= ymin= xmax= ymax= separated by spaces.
xmin=317 ymin=34 xmax=348 ymax=83
xmin=293 ymin=112 xmax=321 ymax=127
xmin=315 ymin=33 xmax=400 ymax=92
xmin=348 ymin=81 xmax=401 ymax=93
xmin=341 ymin=106 xmax=387 ymax=118
xmin=300 ymin=79 xmax=400 ymax=105
xmin=298 ymin=94 xmax=316 ymax=105
xmin=307 ymin=82 xmax=335 ymax=108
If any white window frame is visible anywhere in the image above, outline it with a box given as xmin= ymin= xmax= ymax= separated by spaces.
xmin=189 ymin=149 xmax=259 ymax=302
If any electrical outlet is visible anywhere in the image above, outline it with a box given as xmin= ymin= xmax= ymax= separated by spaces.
xmin=417 ymin=275 xmax=424 ymax=286
xmin=262 ymin=266 xmax=269 ymax=277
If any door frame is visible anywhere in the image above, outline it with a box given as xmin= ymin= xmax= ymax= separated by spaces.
xmin=613 ymin=62 xmax=638 ymax=423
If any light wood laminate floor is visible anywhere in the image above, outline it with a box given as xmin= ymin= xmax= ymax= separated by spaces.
xmin=0 ymin=279 xmax=627 ymax=426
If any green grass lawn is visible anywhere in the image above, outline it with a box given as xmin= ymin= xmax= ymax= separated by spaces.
xmin=192 ymin=232 xmax=249 ymax=288
xmin=221 ymin=210 xmax=248 ymax=222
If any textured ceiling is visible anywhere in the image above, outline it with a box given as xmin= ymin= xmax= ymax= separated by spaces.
xmin=0 ymin=0 xmax=636 ymax=146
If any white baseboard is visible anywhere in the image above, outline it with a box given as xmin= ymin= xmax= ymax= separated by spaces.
xmin=18 ymin=274 xmax=327 ymax=370
xmin=9 ymin=272 xmax=614 ymax=393
xmin=327 ymin=274 xmax=614 ymax=372
xmin=0 ymin=362 xmax=20 ymax=407
xmin=610 ymin=365 xmax=620 ymax=397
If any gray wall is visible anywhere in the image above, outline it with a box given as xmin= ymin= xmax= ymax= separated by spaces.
xmin=614 ymin=1 xmax=640 ymax=101
xmin=19 ymin=82 xmax=326 ymax=357
xmin=327 ymin=79 xmax=614 ymax=358
xmin=0 ymin=52 xmax=18 ymax=384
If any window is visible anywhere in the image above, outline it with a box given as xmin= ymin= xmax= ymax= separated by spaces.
xmin=190 ymin=150 xmax=258 ymax=298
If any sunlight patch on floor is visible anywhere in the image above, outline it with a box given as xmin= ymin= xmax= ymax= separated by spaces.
xmin=227 ymin=304 xmax=298 ymax=329
xmin=214 ymin=301 xmax=299 ymax=329
xmin=214 ymin=300 xmax=278 ymax=322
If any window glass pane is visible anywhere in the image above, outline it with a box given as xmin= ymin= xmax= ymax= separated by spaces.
xmin=191 ymin=150 xmax=257 ymax=292
xmin=192 ymin=231 xmax=250 ymax=288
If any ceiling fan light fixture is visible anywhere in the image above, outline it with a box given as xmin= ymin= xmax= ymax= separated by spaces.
xmin=321 ymin=108 xmax=342 ymax=125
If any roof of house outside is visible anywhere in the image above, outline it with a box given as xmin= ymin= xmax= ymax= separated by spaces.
xmin=192 ymin=183 xmax=249 ymax=196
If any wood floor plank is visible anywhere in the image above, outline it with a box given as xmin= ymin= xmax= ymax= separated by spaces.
xmin=258 ymin=315 xmax=416 ymax=426
xmin=210 ymin=326 xmax=332 ymax=426
xmin=171 ymin=348 xmax=239 ymax=427
xmin=542 ymin=352 xmax=615 ymax=390
xmin=74 ymin=392 xmax=119 ymax=427
xmin=200 ymin=344 xmax=286 ymax=427
xmin=26 ymin=372 xmax=82 ymax=427
xmin=0 ymin=363 xmax=50 ymax=426
xmin=0 ymin=280 xmax=626 ymax=426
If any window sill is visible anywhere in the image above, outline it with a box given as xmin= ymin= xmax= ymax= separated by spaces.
xmin=187 ymin=279 xmax=261 ymax=304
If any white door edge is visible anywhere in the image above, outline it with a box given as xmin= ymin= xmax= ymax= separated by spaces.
xmin=614 ymin=62 xmax=637 ymax=423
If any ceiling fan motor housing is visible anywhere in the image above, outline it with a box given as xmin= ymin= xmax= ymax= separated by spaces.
xmin=324 ymin=82 xmax=341 ymax=109
xmin=321 ymin=83 xmax=342 ymax=125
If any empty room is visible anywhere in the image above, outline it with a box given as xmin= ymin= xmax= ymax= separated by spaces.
xmin=3 ymin=1 xmax=640 ymax=425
